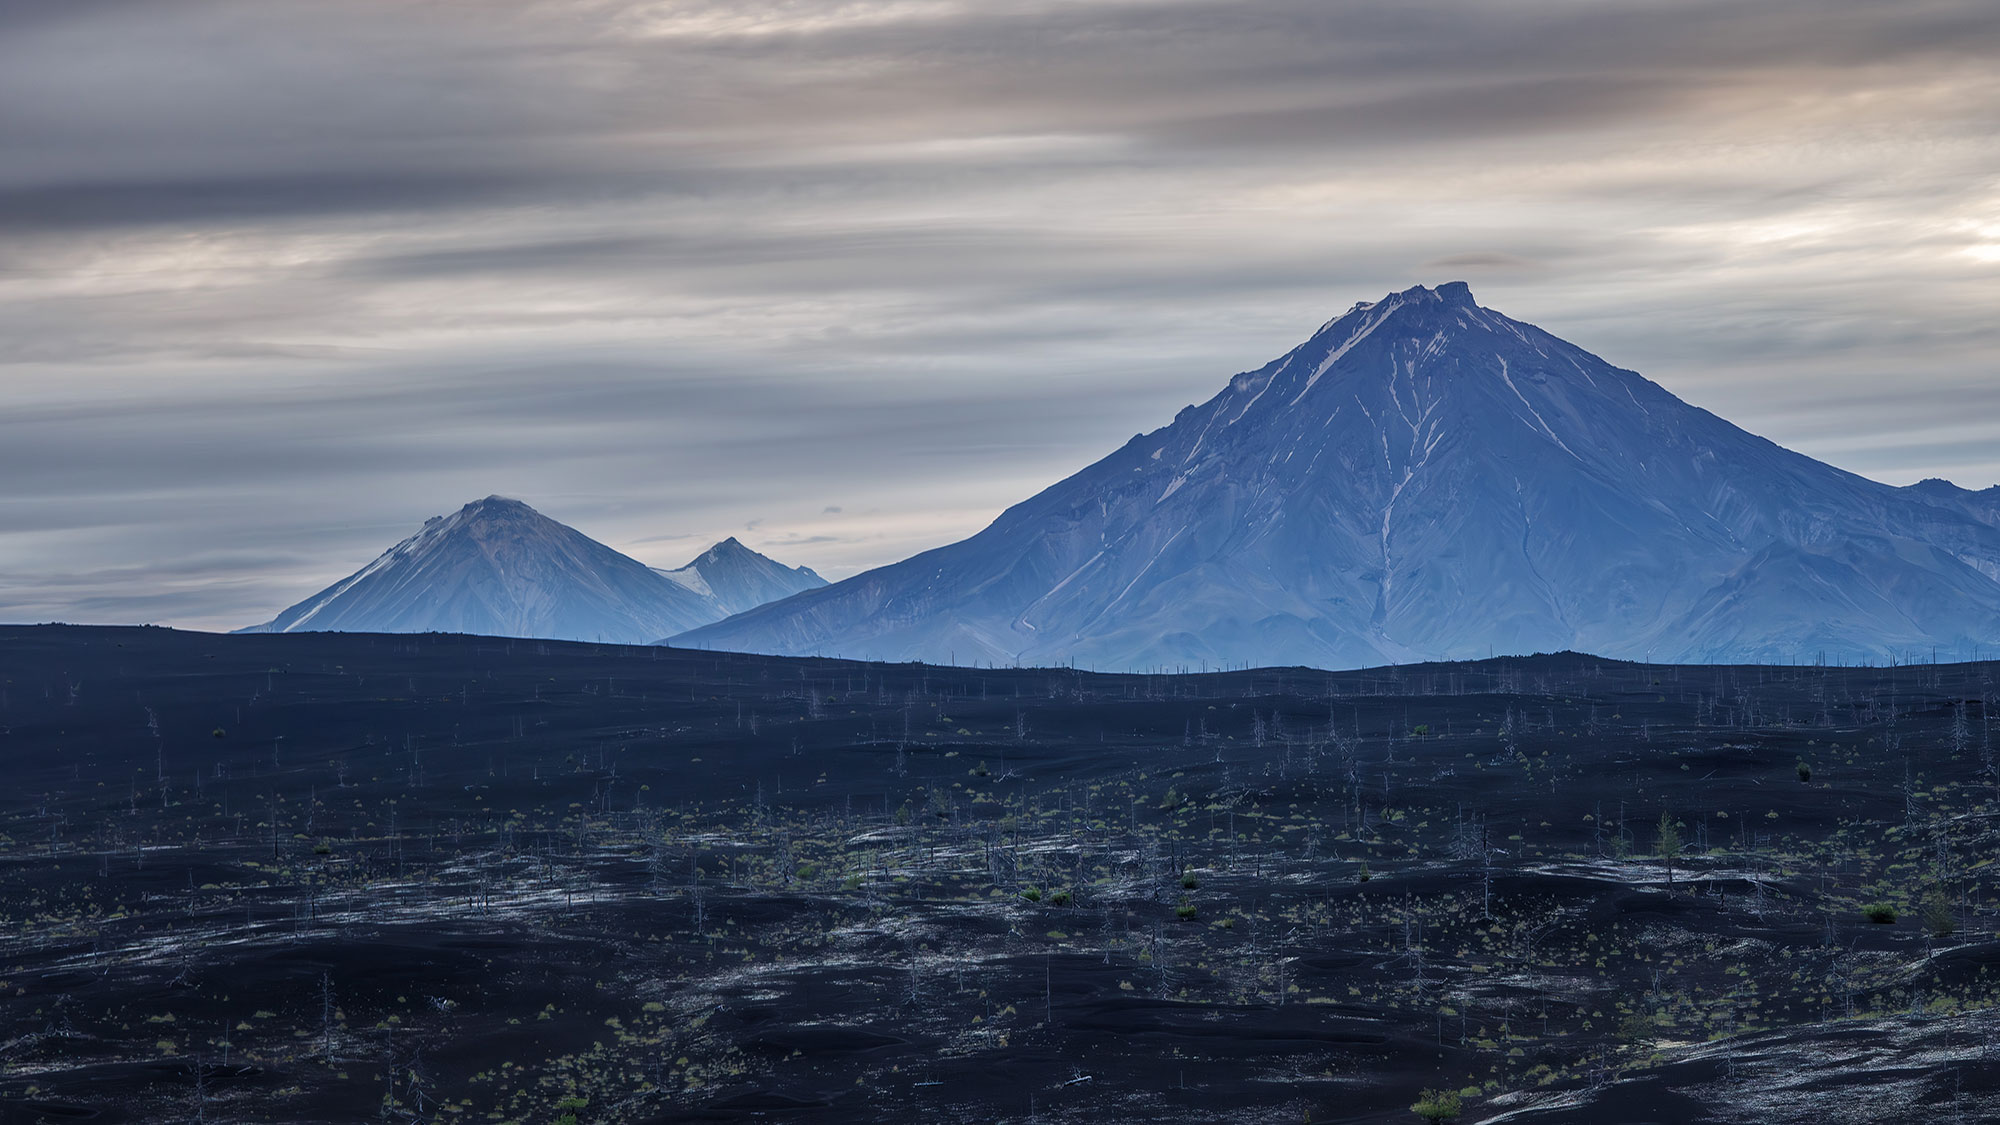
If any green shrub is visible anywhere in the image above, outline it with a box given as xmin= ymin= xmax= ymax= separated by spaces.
xmin=1656 ymin=812 xmax=1682 ymax=861
xmin=1020 ymin=887 xmax=1042 ymax=903
xmin=1175 ymin=901 xmax=1198 ymax=920
xmin=1049 ymin=889 xmax=1073 ymax=907
xmin=1921 ymin=889 xmax=1954 ymax=939
xmin=1181 ymin=874 xmax=1200 ymax=890
xmin=1862 ymin=902 xmax=1896 ymax=924
xmin=1411 ymin=1087 xmax=1462 ymax=1122
xmin=1616 ymin=1011 xmax=1659 ymax=1045
xmin=1796 ymin=761 xmax=1811 ymax=782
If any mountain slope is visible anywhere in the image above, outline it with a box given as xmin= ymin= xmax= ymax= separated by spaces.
xmin=1901 ymin=477 xmax=2000 ymax=532
xmin=674 ymin=282 xmax=2000 ymax=669
xmin=239 ymin=496 xmax=720 ymax=644
xmin=654 ymin=537 xmax=826 ymax=618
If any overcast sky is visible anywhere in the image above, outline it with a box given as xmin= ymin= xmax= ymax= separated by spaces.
xmin=3 ymin=0 xmax=1998 ymax=631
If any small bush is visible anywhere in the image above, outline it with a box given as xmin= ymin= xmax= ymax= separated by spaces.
xmin=1175 ymin=901 xmax=1198 ymax=920
xmin=1616 ymin=1011 xmax=1659 ymax=1045
xmin=1049 ymin=889 xmax=1073 ymax=907
xmin=1181 ymin=874 xmax=1200 ymax=890
xmin=1921 ymin=889 xmax=1954 ymax=939
xmin=1656 ymin=812 xmax=1682 ymax=862
xmin=1862 ymin=902 xmax=1896 ymax=924
xmin=1020 ymin=887 xmax=1042 ymax=903
xmin=1411 ymin=1087 xmax=1462 ymax=1122
xmin=1796 ymin=761 xmax=1812 ymax=782
xmin=1357 ymin=861 xmax=1372 ymax=883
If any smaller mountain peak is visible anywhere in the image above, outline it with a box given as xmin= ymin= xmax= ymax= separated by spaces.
xmin=1436 ymin=280 xmax=1475 ymax=306
xmin=1390 ymin=281 xmax=1475 ymax=308
xmin=433 ymin=496 xmax=543 ymax=533
xmin=463 ymin=495 xmax=534 ymax=514
xmin=701 ymin=536 xmax=756 ymax=561
xmin=691 ymin=536 xmax=768 ymax=567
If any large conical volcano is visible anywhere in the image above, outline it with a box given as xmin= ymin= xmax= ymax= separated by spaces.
xmin=675 ymin=283 xmax=2000 ymax=669
xmin=240 ymin=496 xmax=721 ymax=644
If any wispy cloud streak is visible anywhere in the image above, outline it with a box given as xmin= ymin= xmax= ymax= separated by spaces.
xmin=2 ymin=0 xmax=1997 ymax=628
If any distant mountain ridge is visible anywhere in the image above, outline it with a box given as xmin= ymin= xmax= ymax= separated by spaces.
xmin=674 ymin=282 xmax=2000 ymax=669
xmin=654 ymin=537 xmax=826 ymax=617
xmin=1901 ymin=477 xmax=2000 ymax=531
xmin=240 ymin=497 xmax=820 ymax=644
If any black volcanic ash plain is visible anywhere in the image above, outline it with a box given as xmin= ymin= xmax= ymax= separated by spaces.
xmin=0 ymin=627 xmax=1996 ymax=1123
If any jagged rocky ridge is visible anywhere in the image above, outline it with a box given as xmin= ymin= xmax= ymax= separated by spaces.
xmin=675 ymin=282 xmax=2000 ymax=669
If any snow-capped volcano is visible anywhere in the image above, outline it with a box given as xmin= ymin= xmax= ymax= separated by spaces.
xmin=674 ymin=282 xmax=2000 ymax=669
xmin=654 ymin=537 xmax=826 ymax=617
xmin=239 ymin=496 xmax=721 ymax=644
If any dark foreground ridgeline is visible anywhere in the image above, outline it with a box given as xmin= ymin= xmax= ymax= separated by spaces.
xmin=0 ymin=626 xmax=1995 ymax=1123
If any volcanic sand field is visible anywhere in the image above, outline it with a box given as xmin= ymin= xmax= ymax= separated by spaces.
xmin=0 ymin=626 xmax=1996 ymax=1122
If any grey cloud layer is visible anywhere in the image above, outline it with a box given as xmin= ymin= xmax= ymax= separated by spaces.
xmin=2 ymin=0 xmax=1998 ymax=629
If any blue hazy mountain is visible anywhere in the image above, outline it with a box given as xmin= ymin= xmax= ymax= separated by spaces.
xmin=239 ymin=497 xmax=814 ymax=644
xmin=675 ymin=283 xmax=2000 ymax=669
xmin=654 ymin=536 xmax=826 ymax=617
xmin=1899 ymin=477 xmax=2000 ymax=530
